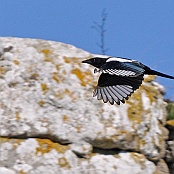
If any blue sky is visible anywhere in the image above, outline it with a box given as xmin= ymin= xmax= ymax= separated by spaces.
xmin=1 ymin=1 xmax=174 ymax=100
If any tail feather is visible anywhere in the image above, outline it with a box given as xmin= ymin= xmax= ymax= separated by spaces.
xmin=145 ymin=68 xmax=174 ymax=79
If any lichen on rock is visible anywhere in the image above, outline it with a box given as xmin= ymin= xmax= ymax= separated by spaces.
xmin=0 ymin=37 xmax=170 ymax=174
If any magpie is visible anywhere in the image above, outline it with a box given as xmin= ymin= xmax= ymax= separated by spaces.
xmin=82 ymin=57 xmax=174 ymax=105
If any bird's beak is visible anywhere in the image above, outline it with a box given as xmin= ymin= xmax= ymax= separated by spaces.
xmin=82 ymin=59 xmax=91 ymax=64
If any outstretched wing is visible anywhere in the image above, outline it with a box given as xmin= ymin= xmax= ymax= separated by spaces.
xmin=101 ymin=61 xmax=145 ymax=77
xmin=93 ymin=73 xmax=144 ymax=105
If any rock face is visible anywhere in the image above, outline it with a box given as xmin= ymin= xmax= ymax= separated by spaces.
xmin=166 ymin=120 xmax=174 ymax=174
xmin=0 ymin=37 xmax=169 ymax=173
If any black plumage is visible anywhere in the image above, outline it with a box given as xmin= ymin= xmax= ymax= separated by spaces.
xmin=82 ymin=57 xmax=174 ymax=105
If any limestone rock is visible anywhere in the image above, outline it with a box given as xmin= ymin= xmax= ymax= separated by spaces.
xmin=166 ymin=119 xmax=174 ymax=140
xmin=0 ymin=37 xmax=169 ymax=173
xmin=166 ymin=140 xmax=174 ymax=174
xmin=156 ymin=159 xmax=170 ymax=174
xmin=0 ymin=167 xmax=16 ymax=174
xmin=0 ymin=138 xmax=156 ymax=174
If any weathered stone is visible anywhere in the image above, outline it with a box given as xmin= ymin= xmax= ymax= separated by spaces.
xmin=0 ymin=37 xmax=169 ymax=173
xmin=166 ymin=140 xmax=174 ymax=174
xmin=0 ymin=138 xmax=157 ymax=174
xmin=0 ymin=167 xmax=16 ymax=174
xmin=156 ymin=159 xmax=170 ymax=174
xmin=166 ymin=119 xmax=174 ymax=140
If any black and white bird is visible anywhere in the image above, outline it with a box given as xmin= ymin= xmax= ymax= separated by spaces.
xmin=82 ymin=57 xmax=174 ymax=105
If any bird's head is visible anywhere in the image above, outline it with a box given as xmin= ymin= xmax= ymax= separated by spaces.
xmin=82 ymin=57 xmax=107 ymax=68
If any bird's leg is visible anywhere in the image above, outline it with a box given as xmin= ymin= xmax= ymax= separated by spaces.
xmin=94 ymin=68 xmax=101 ymax=74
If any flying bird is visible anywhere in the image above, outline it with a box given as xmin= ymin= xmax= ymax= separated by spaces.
xmin=82 ymin=57 xmax=174 ymax=105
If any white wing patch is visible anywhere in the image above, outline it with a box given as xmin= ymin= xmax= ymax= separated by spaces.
xmin=106 ymin=57 xmax=134 ymax=63
xmin=103 ymin=69 xmax=136 ymax=76
xmin=93 ymin=85 xmax=134 ymax=105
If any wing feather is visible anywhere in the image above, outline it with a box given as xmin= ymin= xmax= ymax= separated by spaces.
xmin=93 ymin=73 xmax=144 ymax=104
xmin=97 ymin=88 xmax=102 ymax=100
xmin=100 ymin=88 xmax=108 ymax=103
xmin=105 ymin=86 xmax=118 ymax=105
xmin=93 ymin=88 xmax=98 ymax=97
xmin=103 ymin=88 xmax=111 ymax=103
xmin=117 ymin=85 xmax=132 ymax=96
xmin=109 ymin=86 xmax=124 ymax=101
xmin=122 ymin=85 xmax=134 ymax=92
xmin=101 ymin=61 xmax=145 ymax=77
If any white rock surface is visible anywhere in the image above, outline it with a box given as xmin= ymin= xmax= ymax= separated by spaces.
xmin=0 ymin=37 xmax=169 ymax=173
xmin=0 ymin=138 xmax=156 ymax=174
xmin=0 ymin=167 xmax=16 ymax=174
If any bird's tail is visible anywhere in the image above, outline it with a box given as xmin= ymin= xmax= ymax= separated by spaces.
xmin=145 ymin=68 xmax=174 ymax=79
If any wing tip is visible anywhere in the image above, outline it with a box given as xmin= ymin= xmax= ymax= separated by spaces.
xmin=93 ymin=85 xmax=136 ymax=105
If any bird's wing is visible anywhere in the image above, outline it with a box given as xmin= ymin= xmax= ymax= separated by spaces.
xmin=93 ymin=73 xmax=144 ymax=105
xmin=101 ymin=61 xmax=145 ymax=77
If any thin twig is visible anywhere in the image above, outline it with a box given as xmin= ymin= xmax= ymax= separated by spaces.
xmin=91 ymin=9 xmax=109 ymax=55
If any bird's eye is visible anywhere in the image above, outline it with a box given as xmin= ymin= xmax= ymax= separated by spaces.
xmin=93 ymin=58 xmax=96 ymax=62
